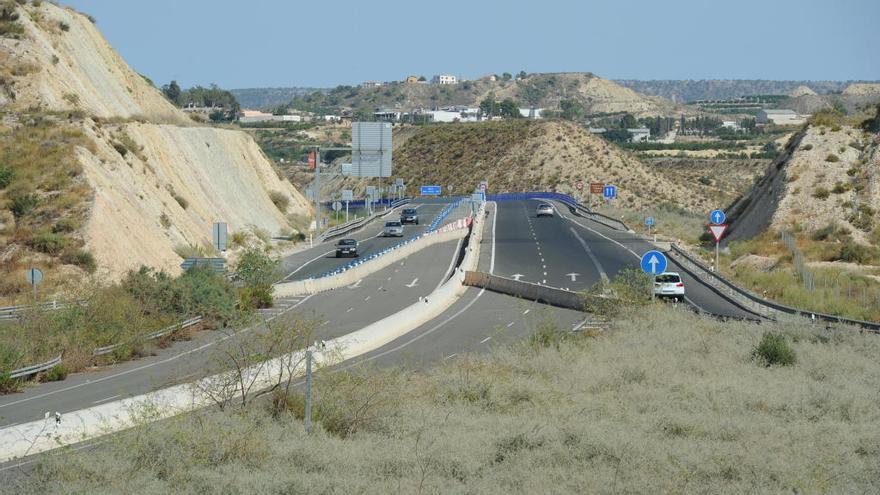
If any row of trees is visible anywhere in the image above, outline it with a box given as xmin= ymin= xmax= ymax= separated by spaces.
xmin=479 ymin=94 xmax=521 ymax=119
xmin=161 ymin=81 xmax=241 ymax=121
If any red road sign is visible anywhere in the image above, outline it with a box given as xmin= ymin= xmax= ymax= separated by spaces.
xmin=575 ymin=180 xmax=584 ymax=191
xmin=708 ymin=224 xmax=728 ymax=242
xmin=589 ymin=182 xmax=604 ymax=194
xmin=308 ymin=151 xmax=316 ymax=169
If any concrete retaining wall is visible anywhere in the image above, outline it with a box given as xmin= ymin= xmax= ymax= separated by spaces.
xmin=463 ymin=271 xmax=609 ymax=311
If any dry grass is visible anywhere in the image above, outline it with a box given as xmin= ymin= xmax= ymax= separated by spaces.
xmin=13 ymin=307 xmax=880 ymax=494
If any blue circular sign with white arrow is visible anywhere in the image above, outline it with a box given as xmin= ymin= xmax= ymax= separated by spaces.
xmin=710 ymin=209 xmax=726 ymax=225
xmin=640 ymin=250 xmax=668 ymax=275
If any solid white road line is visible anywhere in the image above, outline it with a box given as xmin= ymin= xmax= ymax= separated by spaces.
xmin=523 ymin=309 xmax=530 ymax=315
xmin=569 ymin=226 xmax=610 ymax=284
xmin=92 ymin=395 xmax=120 ymax=405
xmin=506 ymin=321 xmax=515 ymax=328
xmin=445 ymin=354 xmax=457 ymax=360
xmin=480 ymin=336 xmax=492 ymax=344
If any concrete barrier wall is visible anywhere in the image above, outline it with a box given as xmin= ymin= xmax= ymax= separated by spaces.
xmin=0 ymin=203 xmax=487 ymax=463
xmin=463 ymin=271 xmax=610 ymax=311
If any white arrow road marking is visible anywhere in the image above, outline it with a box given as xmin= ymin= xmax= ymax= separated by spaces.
xmin=348 ymin=279 xmax=363 ymax=289
xmin=566 ymin=273 xmax=580 ymax=282
xmin=405 ymin=278 xmax=419 ymax=288
xmin=569 ymin=227 xmax=609 ymax=283
xmin=511 ymin=274 xmax=524 ymax=281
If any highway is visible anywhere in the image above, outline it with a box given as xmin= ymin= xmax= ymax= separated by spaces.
xmin=0 ymin=196 xmax=759 ymax=468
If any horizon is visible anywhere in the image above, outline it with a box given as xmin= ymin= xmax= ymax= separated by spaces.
xmin=63 ymin=0 xmax=880 ymax=89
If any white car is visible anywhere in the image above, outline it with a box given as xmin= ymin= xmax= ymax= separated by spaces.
xmin=383 ymin=221 xmax=404 ymax=237
xmin=653 ymin=272 xmax=685 ymax=301
xmin=536 ymin=203 xmax=554 ymax=217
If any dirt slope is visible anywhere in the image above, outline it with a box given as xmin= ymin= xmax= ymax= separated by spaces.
xmin=392 ymin=120 xmax=710 ymax=211
xmin=0 ymin=2 xmax=309 ymax=281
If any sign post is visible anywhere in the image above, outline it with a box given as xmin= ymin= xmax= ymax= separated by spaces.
xmin=645 ymin=216 xmax=654 ymax=240
xmin=212 ymin=222 xmax=228 ymax=252
xmin=590 ymin=182 xmax=604 ymax=209
xmin=420 ymin=185 xmax=442 ymax=196
xmin=640 ymin=250 xmax=667 ymax=300
xmin=708 ymin=210 xmax=727 ymax=272
xmin=26 ymin=267 xmax=43 ymax=302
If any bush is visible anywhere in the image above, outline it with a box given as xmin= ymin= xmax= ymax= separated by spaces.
xmin=9 ymin=193 xmax=39 ymax=217
xmin=811 ymin=223 xmax=849 ymax=242
xmin=812 ymin=187 xmax=830 ymax=200
xmin=52 ymin=217 xmax=78 ymax=233
xmin=58 ymin=21 xmax=69 ymax=31
xmin=825 ymin=154 xmax=839 ymax=163
xmin=831 ymin=182 xmax=850 ymax=194
xmin=28 ymin=232 xmax=68 ymax=254
xmin=239 ymin=285 xmax=273 ymax=310
xmin=62 ymin=249 xmax=97 ymax=273
xmin=269 ymin=191 xmax=289 ymax=213
xmin=837 ymin=241 xmax=874 ymax=264
xmin=752 ymin=332 xmax=796 ymax=367
xmin=159 ymin=213 xmax=171 ymax=228
xmin=802 ymin=144 xmax=813 ymax=151
xmin=40 ymin=364 xmax=69 ymax=382
xmin=0 ymin=166 xmax=13 ymax=189
xmin=234 ymin=247 xmax=279 ymax=287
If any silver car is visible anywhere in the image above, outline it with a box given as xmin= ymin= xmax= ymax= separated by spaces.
xmin=536 ymin=203 xmax=554 ymax=217
xmin=383 ymin=221 xmax=404 ymax=237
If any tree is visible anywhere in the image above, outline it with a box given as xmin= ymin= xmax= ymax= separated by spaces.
xmin=519 ymin=82 xmax=546 ymax=107
xmin=498 ymin=98 xmax=520 ymax=118
xmin=517 ymin=71 xmax=528 ymax=80
xmin=479 ymin=93 xmax=498 ymax=118
xmin=501 ymin=72 xmax=512 ymax=81
xmin=417 ymin=75 xmax=426 ymax=82
xmin=162 ymin=80 xmax=181 ymax=104
xmin=603 ymin=129 xmax=632 ymax=143
xmin=620 ymin=113 xmax=638 ymax=129
xmin=559 ymin=99 xmax=584 ymax=121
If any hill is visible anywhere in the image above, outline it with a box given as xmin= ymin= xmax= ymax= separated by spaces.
xmin=615 ymin=79 xmax=878 ymax=102
xmin=391 ymin=120 xmax=711 ymax=211
xmin=285 ymin=73 xmax=673 ymax=117
xmin=0 ymin=1 xmax=309 ymax=300
xmin=230 ymin=87 xmax=325 ymax=110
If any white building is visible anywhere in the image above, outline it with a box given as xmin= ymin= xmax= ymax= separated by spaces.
xmin=756 ymin=109 xmax=807 ymax=126
xmin=374 ymin=109 xmax=403 ymax=121
xmin=431 ymin=74 xmax=457 ymax=85
xmin=627 ymin=128 xmax=651 ymax=142
xmin=518 ymin=108 xmax=545 ymax=119
xmin=721 ymin=120 xmax=741 ymax=130
xmin=427 ymin=110 xmax=462 ymax=123
xmin=239 ymin=109 xmax=303 ymax=123
xmin=361 ymin=80 xmax=383 ymax=88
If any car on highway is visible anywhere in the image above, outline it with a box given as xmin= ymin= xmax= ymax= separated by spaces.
xmin=536 ymin=203 xmax=554 ymax=217
xmin=400 ymin=208 xmax=419 ymax=225
xmin=335 ymin=238 xmax=359 ymax=258
xmin=383 ymin=221 xmax=404 ymax=237
xmin=653 ymin=272 xmax=685 ymax=301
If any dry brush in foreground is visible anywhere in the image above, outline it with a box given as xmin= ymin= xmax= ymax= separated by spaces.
xmin=10 ymin=307 xmax=880 ymax=494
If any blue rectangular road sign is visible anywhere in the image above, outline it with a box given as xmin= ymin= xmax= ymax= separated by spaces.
xmin=420 ymin=185 xmax=442 ymax=196
xmin=603 ymin=185 xmax=617 ymax=199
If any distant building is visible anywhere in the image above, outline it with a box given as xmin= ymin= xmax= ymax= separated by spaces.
xmin=239 ymin=109 xmax=303 ymax=123
xmin=480 ymin=74 xmax=497 ymax=82
xmin=627 ymin=128 xmax=651 ymax=142
xmin=588 ymin=128 xmax=607 ymax=134
xmin=432 ymin=74 xmax=457 ymax=85
xmin=361 ymin=80 xmax=383 ymax=88
xmin=405 ymin=75 xmax=419 ymax=84
xmin=756 ymin=109 xmax=806 ymax=126
xmin=374 ymin=108 xmax=403 ymax=121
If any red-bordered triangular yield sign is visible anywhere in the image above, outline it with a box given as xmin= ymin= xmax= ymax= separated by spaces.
xmin=708 ymin=224 xmax=728 ymax=242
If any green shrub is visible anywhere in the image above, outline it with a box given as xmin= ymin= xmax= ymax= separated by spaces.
xmin=9 ymin=193 xmax=39 ymax=217
xmin=846 ymin=167 xmax=859 ymax=177
xmin=0 ymin=166 xmax=13 ymax=189
xmin=234 ymin=247 xmax=279 ymax=287
xmin=269 ymin=191 xmax=289 ymax=213
xmin=811 ymin=223 xmax=849 ymax=242
xmin=837 ymin=241 xmax=874 ymax=264
xmin=62 ymin=249 xmax=97 ymax=273
xmin=40 ymin=364 xmax=69 ymax=382
xmin=825 ymin=154 xmax=839 ymax=163
xmin=58 ymin=21 xmax=69 ymax=31
xmin=831 ymin=182 xmax=850 ymax=194
xmin=0 ymin=372 xmax=21 ymax=393
xmin=28 ymin=232 xmax=68 ymax=254
xmin=239 ymin=285 xmax=273 ymax=310
xmin=812 ymin=187 xmax=830 ymax=200
xmin=159 ymin=213 xmax=171 ymax=228
xmin=802 ymin=144 xmax=813 ymax=151
xmin=752 ymin=332 xmax=796 ymax=367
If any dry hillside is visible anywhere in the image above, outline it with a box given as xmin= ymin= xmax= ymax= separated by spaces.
xmin=0 ymin=1 xmax=309 ymax=299
xmin=392 ymin=120 xmax=716 ymax=212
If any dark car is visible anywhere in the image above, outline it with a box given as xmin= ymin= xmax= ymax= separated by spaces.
xmin=400 ymin=208 xmax=419 ymax=225
xmin=335 ymin=238 xmax=358 ymax=258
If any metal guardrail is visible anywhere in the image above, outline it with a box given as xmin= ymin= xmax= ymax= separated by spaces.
xmin=0 ymin=300 xmax=70 ymax=320
xmin=669 ymin=244 xmax=880 ymax=332
xmin=8 ymin=354 xmax=63 ymax=379
xmin=485 ymin=192 xmax=631 ymax=232
xmin=93 ymin=316 xmax=204 ymax=356
xmin=318 ymin=198 xmax=410 ymax=243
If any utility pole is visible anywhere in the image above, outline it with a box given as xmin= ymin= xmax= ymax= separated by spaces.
xmin=313 ymin=146 xmax=321 ymax=235
xmin=304 ymin=348 xmax=313 ymax=433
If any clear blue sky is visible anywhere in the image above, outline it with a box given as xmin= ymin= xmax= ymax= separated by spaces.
xmin=65 ymin=0 xmax=880 ymax=89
